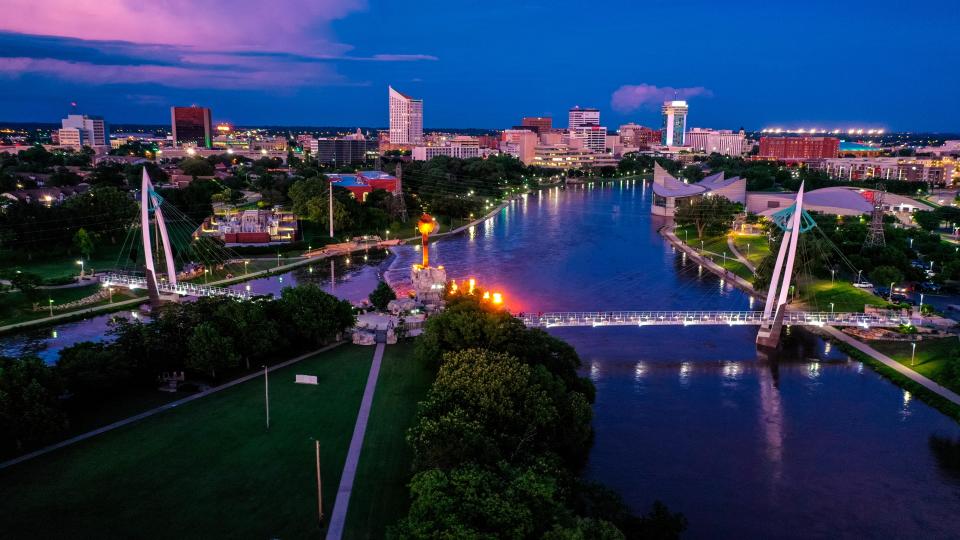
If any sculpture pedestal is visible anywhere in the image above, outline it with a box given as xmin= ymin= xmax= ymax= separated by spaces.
xmin=411 ymin=265 xmax=447 ymax=307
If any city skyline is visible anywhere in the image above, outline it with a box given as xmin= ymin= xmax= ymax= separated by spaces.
xmin=0 ymin=0 xmax=958 ymax=130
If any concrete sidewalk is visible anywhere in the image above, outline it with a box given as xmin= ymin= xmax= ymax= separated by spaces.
xmin=325 ymin=342 xmax=386 ymax=540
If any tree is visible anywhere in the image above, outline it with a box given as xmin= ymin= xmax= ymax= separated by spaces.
xmin=369 ymin=281 xmax=396 ymax=311
xmin=57 ymin=342 xmax=130 ymax=397
xmin=278 ymin=284 xmax=355 ymax=346
xmin=913 ymin=211 xmax=940 ymax=231
xmin=186 ymin=322 xmax=239 ymax=379
xmin=10 ymin=271 xmax=42 ymax=302
xmin=0 ymin=356 xmax=66 ymax=454
xmin=871 ymin=265 xmax=904 ymax=288
xmin=674 ymin=195 xmax=741 ymax=239
xmin=72 ymin=227 xmax=95 ymax=260
xmin=179 ymin=157 xmax=215 ymax=177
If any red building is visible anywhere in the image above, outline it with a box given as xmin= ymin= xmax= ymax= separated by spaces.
xmin=326 ymin=170 xmax=399 ymax=201
xmin=759 ymin=136 xmax=839 ymax=160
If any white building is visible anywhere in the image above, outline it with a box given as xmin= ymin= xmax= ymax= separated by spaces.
xmin=500 ymin=129 xmax=539 ymax=164
xmin=568 ymin=106 xmax=600 ymax=129
xmin=685 ymin=128 xmax=747 ymax=156
xmin=412 ymin=137 xmax=483 ymax=161
xmin=58 ymin=114 xmax=108 ymax=149
xmin=388 ymin=86 xmax=423 ymax=145
xmin=569 ymin=125 xmax=608 ymax=153
xmin=661 ymin=101 xmax=688 ymax=146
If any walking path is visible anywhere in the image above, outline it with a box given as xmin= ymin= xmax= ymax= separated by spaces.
xmin=0 ymin=342 xmax=343 ymax=470
xmin=661 ymin=226 xmax=762 ymax=299
xmin=727 ymin=236 xmax=757 ymax=275
xmin=326 ymin=342 xmax=385 ymax=540
xmin=823 ymin=326 xmax=960 ymax=406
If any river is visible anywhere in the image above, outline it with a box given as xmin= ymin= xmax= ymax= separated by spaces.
xmin=390 ymin=181 xmax=960 ymax=538
xmin=4 ymin=180 xmax=960 ymax=537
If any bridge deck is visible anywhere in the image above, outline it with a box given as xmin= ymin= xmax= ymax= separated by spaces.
xmin=99 ymin=273 xmax=250 ymax=300
xmin=518 ymin=310 xmax=911 ymax=328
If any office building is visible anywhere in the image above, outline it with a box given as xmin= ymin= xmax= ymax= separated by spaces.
xmin=531 ymin=144 xmax=620 ymax=169
xmin=58 ymin=114 xmax=108 ymax=149
xmin=501 ymin=129 xmax=539 ymax=164
xmin=568 ymin=106 xmax=600 ymax=129
xmin=807 ymin=157 xmax=956 ymax=184
xmin=661 ymin=101 xmax=688 ymax=146
xmin=619 ymin=124 xmax=662 ymax=148
xmin=685 ymin=128 xmax=747 ymax=156
xmin=388 ymin=86 xmax=423 ymax=145
xmin=412 ymin=137 xmax=483 ymax=161
xmin=569 ymin=126 xmax=608 ymax=153
xmin=521 ymin=116 xmax=553 ymax=133
xmin=171 ymin=106 xmax=213 ymax=148
xmin=759 ymin=136 xmax=839 ymax=160
xmin=308 ymin=137 xmax=377 ymax=165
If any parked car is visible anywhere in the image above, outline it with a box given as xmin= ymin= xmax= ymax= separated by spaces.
xmin=920 ymin=281 xmax=942 ymax=293
xmin=853 ymin=282 xmax=875 ymax=289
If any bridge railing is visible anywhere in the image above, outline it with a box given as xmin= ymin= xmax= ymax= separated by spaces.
xmin=517 ymin=310 xmax=911 ymax=328
xmin=99 ymin=273 xmax=250 ymax=300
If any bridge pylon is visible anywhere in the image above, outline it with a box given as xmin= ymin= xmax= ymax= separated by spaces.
xmin=757 ymin=182 xmax=814 ymax=348
xmin=140 ymin=169 xmax=178 ymax=306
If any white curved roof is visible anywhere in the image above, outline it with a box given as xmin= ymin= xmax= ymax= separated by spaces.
xmin=652 ymin=163 xmax=706 ymax=198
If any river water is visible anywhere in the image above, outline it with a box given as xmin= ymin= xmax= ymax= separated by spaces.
xmin=4 ymin=181 xmax=960 ymax=537
xmin=391 ymin=182 xmax=960 ymax=538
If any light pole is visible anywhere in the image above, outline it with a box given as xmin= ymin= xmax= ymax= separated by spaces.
xmin=276 ymin=252 xmax=281 ymax=268
xmin=920 ymin=293 xmax=924 ymax=311
xmin=890 ymin=281 xmax=896 ymax=302
xmin=911 ymin=342 xmax=917 ymax=366
xmin=857 ymin=269 xmax=863 ymax=284
xmin=244 ymin=260 xmax=249 ymax=275
xmin=385 ymin=229 xmax=390 ymax=241
xmin=830 ymin=302 xmax=835 ymax=315
xmin=263 ymin=365 xmax=270 ymax=430
xmin=831 ymin=268 xmax=835 ymax=283
xmin=48 ymin=298 xmax=53 ymax=316
xmin=314 ymin=440 xmax=324 ymax=523
xmin=108 ymin=287 xmax=114 ymax=303
xmin=204 ymin=268 xmax=209 ymax=284
xmin=76 ymin=259 xmax=84 ymax=279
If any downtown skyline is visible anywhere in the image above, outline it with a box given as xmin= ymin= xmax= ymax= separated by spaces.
xmin=0 ymin=0 xmax=959 ymax=130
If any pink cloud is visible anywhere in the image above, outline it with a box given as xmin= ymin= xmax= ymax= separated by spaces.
xmin=611 ymin=84 xmax=712 ymax=112
xmin=0 ymin=57 xmax=344 ymax=88
xmin=0 ymin=0 xmax=364 ymax=54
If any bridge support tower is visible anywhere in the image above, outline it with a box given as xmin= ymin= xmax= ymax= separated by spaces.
xmin=757 ymin=182 xmax=812 ymax=349
xmin=141 ymin=170 xmax=179 ymax=306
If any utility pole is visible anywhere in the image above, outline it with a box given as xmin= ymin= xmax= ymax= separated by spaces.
xmin=315 ymin=440 xmax=324 ymax=524
xmin=864 ymin=189 xmax=886 ymax=248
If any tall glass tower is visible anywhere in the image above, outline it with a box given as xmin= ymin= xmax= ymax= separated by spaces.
xmin=661 ymin=101 xmax=689 ymax=146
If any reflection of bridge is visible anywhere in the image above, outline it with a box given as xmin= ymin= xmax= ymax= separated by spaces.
xmin=519 ymin=310 xmax=911 ymax=329
xmin=99 ymin=273 xmax=250 ymax=300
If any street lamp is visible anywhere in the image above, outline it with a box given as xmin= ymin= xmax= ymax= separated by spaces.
xmin=276 ymin=252 xmax=281 ymax=268
xmin=76 ymin=259 xmax=84 ymax=278
xmin=830 ymin=302 xmax=835 ymax=314
xmin=920 ymin=293 xmax=924 ymax=311
xmin=108 ymin=287 xmax=114 ymax=303
xmin=831 ymin=268 xmax=835 ymax=283
xmin=204 ymin=268 xmax=209 ymax=284
xmin=244 ymin=260 xmax=249 ymax=274
xmin=857 ymin=269 xmax=863 ymax=284
xmin=890 ymin=281 xmax=896 ymax=302
xmin=385 ymin=229 xmax=390 ymax=241
xmin=48 ymin=298 xmax=53 ymax=316
xmin=911 ymin=342 xmax=917 ymax=366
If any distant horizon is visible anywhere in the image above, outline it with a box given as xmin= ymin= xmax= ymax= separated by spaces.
xmin=1 ymin=1 xmax=958 ymax=131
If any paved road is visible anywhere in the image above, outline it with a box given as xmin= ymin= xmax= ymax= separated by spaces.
xmin=0 ymin=343 xmax=343 ymax=470
xmin=326 ymin=342 xmax=385 ymax=540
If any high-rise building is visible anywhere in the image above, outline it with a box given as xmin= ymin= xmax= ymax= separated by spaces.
xmin=171 ymin=106 xmax=213 ymax=148
xmin=569 ymin=126 xmax=608 ymax=153
xmin=58 ymin=114 xmax=108 ymax=148
xmin=501 ymin=129 xmax=539 ymax=164
xmin=568 ymin=106 xmax=600 ymax=129
xmin=759 ymin=136 xmax=839 ymax=160
xmin=308 ymin=138 xmax=378 ymax=165
xmin=389 ymin=86 xmax=423 ymax=145
xmin=521 ymin=116 xmax=553 ymax=133
xmin=685 ymin=128 xmax=747 ymax=156
xmin=661 ymin=101 xmax=688 ymax=146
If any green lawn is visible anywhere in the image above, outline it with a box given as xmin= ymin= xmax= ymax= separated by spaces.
xmin=344 ymin=342 xmax=435 ymax=539
xmin=676 ymin=225 xmax=754 ymax=280
xmin=0 ymin=283 xmax=144 ymax=326
xmin=0 ymin=246 xmax=127 ymax=282
xmin=732 ymin=234 xmax=770 ymax=267
xmin=869 ymin=337 xmax=959 ymax=382
xmin=801 ymin=280 xmax=887 ymax=313
xmin=0 ymin=345 xmax=374 ymax=539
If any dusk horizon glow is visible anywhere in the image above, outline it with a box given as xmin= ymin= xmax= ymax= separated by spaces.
xmin=1 ymin=0 xmax=959 ymax=130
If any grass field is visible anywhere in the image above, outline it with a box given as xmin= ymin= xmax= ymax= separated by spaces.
xmin=800 ymin=280 xmax=888 ymax=312
xmin=344 ymin=342 xmax=434 ymax=539
xmin=676 ymin=225 xmax=754 ymax=280
xmin=869 ymin=337 xmax=959 ymax=382
xmin=732 ymin=233 xmax=770 ymax=267
xmin=0 ymin=283 xmax=146 ymax=326
xmin=0 ymin=345 xmax=374 ymax=539
xmin=0 ymin=246 xmax=127 ymax=282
